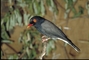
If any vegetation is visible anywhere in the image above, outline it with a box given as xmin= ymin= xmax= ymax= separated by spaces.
xmin=1 ymin=0 xmax=88 ymax=59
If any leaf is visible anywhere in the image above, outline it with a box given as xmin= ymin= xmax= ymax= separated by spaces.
xmin=40 ymin=0 xmax=45 ymax=16
xmin=46 ymin=43 xmax=52 ymax=55
xmin=1 ymin=25 xmax=9 ymax=39
xmin=36 ymin=1 xmax=41 ymax=15
xmin=29 ymin=2 xmax=34 ymax=14
xmin=8 ymin=55 xmax=13 ymax=59
xmin=1 ymin=51 xmax=2 ymax=56
xmin=46 ymin=40 xmax=55 ymax=55
xmin=64 ymin=12 xmax=69 ymax=19
xmin=1 ymin=24 xmax=5 ymax=31
xmin=49 ymin=40 xmax=55 ymax=49
xmin=13 ymin=54 xmax=18 ymax=59
xmin=33 ymin=1 xmax=38 ymax=14
xmin=14 ymin=9 xmax=22 ymax=26
xmin=15 ymin=10 xmax=22 ymax=26
xmin=50 ymin=0 xmax=54 ymax=7
xmin=3 ymin=13 xmax=10 ymax=23
xmin=73 ymin=6 xmax=84 ymax=18
xmin=3 ymin=31 xmax=9 ymax=39
xmin=12 ymin=14 xmax=16 ymax=27
xmin=53 ymin=4 xmax=58 ymax=15
xmin=22 ymin=56 xmax=27 ymax=59
xmin=24 ymin=13 xmax=30 ymax=25
xmin=9 ymin=15 xmax=14 ymax=30
xmin=71 ymin=7 xmax=77 ymax=15
xmin=73 ymin=0 xmax=76 ymax=2
xmin=78 ymin=6 xmax=84 ymax=14
xmin=46 ymin=0 xmax=51 ymax=6
xmin=1 ymin=40 xmax=13 ymax=43
xmin=17 ymin=0 xmax=26 ymax=8
xmin=31 ymin=49 xmax=36 ymax=59
xmin=1 ymin=19 xmax=4 ymax=25
xmin=65 ymin=3 xmax=68 ymax=9
xmin=86 ymin=1 xmax=89 ymax=15
xmin=68 ymin=0 xmax=73 ymax=9
xmin=18 ymin=33 xmax=23 ymax=43
xmin=26 ymin=47 xmax=30 ymax=57
xmin=73 ymin=12 xmax=81 ymax=18
xmin=6 ymin=19 xmax=10 ymax=31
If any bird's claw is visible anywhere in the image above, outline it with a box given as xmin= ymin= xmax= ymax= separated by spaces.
xmin=42 ymin=36 xmax=50 ymax=43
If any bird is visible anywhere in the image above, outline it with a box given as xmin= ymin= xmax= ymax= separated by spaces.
xmin=27 ymin=16 xmax=80 ymax=52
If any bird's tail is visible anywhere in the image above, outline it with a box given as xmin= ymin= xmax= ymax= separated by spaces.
xmin=58 ymin=38 xmax=80 ymax=52
xmin=66 ymin=39 xmax=80 ymax=52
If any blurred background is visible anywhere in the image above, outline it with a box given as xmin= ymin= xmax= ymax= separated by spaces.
xmin=1 ymin=0 xmax=89 ymax=59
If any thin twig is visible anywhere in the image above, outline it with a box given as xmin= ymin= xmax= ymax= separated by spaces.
xmin=39 ymin=42 xmax=47 ymax=59
xmin=18 ymin=50 xmax=26 ymax=59
xmin=64 ymin=43 xmax=70 ymax=59
xmin=52 ymin=52 xmax=60 ymax=59
xmin=2 ymin=50 xmax=8 ymax=59
xmin=53 ymin=0 xmax=65 ymax=11
xmin=79 ymin=39 xmax=89 ymax=43
xmin=65 ymin=0 xmax=78 ymax=23
xmin=5 ymin=43 xmax=18 ymax=54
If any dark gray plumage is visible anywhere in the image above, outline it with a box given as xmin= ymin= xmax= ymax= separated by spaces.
xmin=28 ymin=16 xmax=80 ymax=52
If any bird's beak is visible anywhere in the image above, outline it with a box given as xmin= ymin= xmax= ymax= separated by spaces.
xmin=27 ymin=24 xmax=33 ymax=29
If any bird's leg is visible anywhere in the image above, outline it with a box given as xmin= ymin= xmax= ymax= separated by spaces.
xmin=42 ymin=36 xmax=50 ymax=43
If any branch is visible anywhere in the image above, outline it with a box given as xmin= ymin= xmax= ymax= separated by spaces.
xmin=53 ymin=0 xmax=65 ymax=11
xmin=5 ymin=43 xmax=18 ymax=54
xmin=39 ymin=42 xmax=47 ymax=59
xmin=18 ymin=50 xmax=26 ymax=59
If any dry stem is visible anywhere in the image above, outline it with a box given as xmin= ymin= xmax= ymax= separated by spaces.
xmin=39 ymin=42 xmax=47 ymax=59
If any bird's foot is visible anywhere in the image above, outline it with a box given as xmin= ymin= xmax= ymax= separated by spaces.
xmin=42 ymin=36 xmax=50 ymax=43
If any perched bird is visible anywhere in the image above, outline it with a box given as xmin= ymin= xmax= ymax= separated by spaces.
xmin=27 ymin=16 xmax=80 ymax=52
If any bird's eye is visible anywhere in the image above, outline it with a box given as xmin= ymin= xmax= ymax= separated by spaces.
xmin=33 ymin=19 xmax=37 ymax=23
xmin=30 ymin=21 xmax=36 ymax=25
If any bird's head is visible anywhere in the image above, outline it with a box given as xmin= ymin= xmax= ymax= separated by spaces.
xmin=27 ymin=16 xmax=45 ymax=28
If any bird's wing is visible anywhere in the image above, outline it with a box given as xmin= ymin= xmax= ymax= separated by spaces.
xmin=41 ymin=20 xmax=68 ymax=40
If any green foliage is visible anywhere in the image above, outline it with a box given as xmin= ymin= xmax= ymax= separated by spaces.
xmin=18 ymin=28 xmax=41 ymax=59
xmin=46 ymin=0 xmax=58 ymax=15
xmin=86 ymin=1 xmax=89 ymax=15
xmin=64 ymin=0 xmax=84 ymax=18
xmin=8 ymin=54 xmax=18 ymax=59
xmin=1 ymin=25 xmax=9 ymax=39
xmin=46 ymin=40 xmax=55 ymax=55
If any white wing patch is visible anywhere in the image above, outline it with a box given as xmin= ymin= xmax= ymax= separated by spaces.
xmin=57 ymin=38 xmax=69 ymax=44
